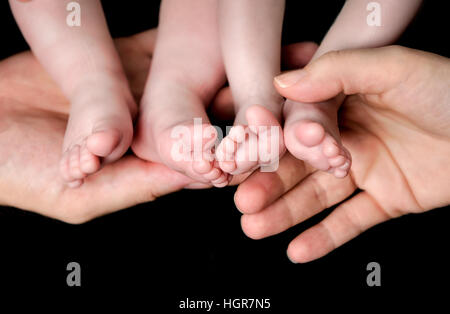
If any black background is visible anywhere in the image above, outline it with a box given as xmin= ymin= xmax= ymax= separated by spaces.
xmin=0 ymin=0 xmax=449 ymax=310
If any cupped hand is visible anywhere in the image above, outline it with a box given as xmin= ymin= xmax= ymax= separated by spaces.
xmin=235 ymin=46 xmax=450 ymax=263
xmin=0 ymin=29 xmax=194 ymax=223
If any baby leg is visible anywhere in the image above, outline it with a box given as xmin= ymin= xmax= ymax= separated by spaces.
xmin=9 ymin=0 xmax=136 ymax=187
xmin=132 ymin=0 xmax=229 ymax=187
xmin=282 ymin=0 xmax=422 ymax=178
xmin=216 ymin=0 xmax=286 ymax=175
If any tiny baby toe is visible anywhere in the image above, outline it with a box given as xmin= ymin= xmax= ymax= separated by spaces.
xmin=203 ymin=168 xmax=221 ymax=181
xmin=79 ymin=145 xmax=101 ymax=174
xmin=248 ymin=124 xmax=259 ymax=135
xmin=219 ymin=160 xmax=237 ymax=173
xmin=67 ymin=179 xmax=83 ymax=189
xmin=216 ymin=138 xmax=236 ymax=164
xmin=223 ymin=137 xmax=238 ymax=158
xmin=203 ymin=125 xmax=218 ymax=145
xmin=339 ymin=160 xmax=351 ymax=171
xmin=193 ymin=159 xmax=212 ymax=174
xmin=68 ymin=145 xmax=85 ymax=180
xmin=215 ymin=145 xmax=227 ymax=163
xmin=323 ymin=140 xmax=340 ymax=158
xmin=334 ymin=168 xmax=348 ymax=178
xmin=328 ymin=155 xmax=346 ymax=168
xmin=211 ymin=174 xmax=229 ymax=188
xmin=228 ymin=126 xmax=246 ymax=143
xmin=213 ymin=181 xmax=229 ymax=188
xmin=260 ymin=162 xmax=279 ymax=173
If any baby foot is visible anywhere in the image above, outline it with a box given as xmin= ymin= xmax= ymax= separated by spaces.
xmin=132 ymin=0 xmax=228 ymax=187
xmin=283 ymin=98 xmax=351 ymax=178
xmin=60 ymin=87 xmax=136 ymax=188
xmin=133 ymin=117 xmax=229 ymax=188
xmin=216 ymin=105 xmax=285 ymax=175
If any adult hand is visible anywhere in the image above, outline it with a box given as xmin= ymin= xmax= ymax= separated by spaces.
xmin=0 ymin=29 xmax=194 ymax=223
xmin=235 ymin=46 xmax=450 ymax=263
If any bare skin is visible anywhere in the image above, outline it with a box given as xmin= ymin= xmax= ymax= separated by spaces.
xmin=0 ymin=32 xmax=316 ymax=223
xmin=216 ymin=0 xmax=286 ymax=175
xmin=9 ymin=0 xmax=136 ymax=187
xmin=236 ymin=46 xmax=450 ymax=263
xmin=0 ymin=29 xmax=195 ymax=223
xmin=282 ymin=0 xmax=422 ymax=178
xmin=132 ymin=0 xmax=230 ymax=187
xmin=9 ymin=0 xmax=422 ymax=186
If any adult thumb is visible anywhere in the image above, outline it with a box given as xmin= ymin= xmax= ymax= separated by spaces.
xmin=274 ymin=46 xmax=417 ymax=103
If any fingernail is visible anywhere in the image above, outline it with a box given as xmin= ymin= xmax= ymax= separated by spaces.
xmin=274 ymin=70 xmax=307 ymax=88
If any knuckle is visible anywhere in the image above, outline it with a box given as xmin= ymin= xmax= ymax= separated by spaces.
xmin=384 ymin=44 xmax=408 ymax=55
xmin=320 ymin=49 xmax=346 ymax=65
xmin=383 ymin=45 xmax=414 ymax=65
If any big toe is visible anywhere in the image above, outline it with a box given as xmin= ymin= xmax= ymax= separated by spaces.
xmin=86 ymin=128 xmax=122 ymax=158
xmin=285 ymin=121 xmax=336 ymax=171
xmin=294 ymin=121 xmax=325 ymax=147
xmin=193 ymin=158 xmax=213 ymax=174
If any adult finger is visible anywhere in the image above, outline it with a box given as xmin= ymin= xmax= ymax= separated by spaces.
xmin=274 ymin=45 xmax=420 ymax=103
xmin=234 ymin=153 xmax=312 ymax=214
xmin=54 ymin=156 xmax=192 ymax=223
xmin=240 ymin=170 xmax=356 ymax=239
xmin=287 ymin=191 xmax=395 ymax=263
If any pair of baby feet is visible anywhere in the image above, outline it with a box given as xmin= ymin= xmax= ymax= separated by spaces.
xmin=60 ymin=79 xmax=351 ymax=189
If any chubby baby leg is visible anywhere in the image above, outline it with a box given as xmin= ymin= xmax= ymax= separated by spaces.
xmin=281 ymin=0 xmax=421 ymax=177
xmin=132 ymin=0 xmax=230 ymax=187
xmin=9 ymin=0 xmax=136 ymax=187
xmin=216 ymin=0 xmax=286 ymax=175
